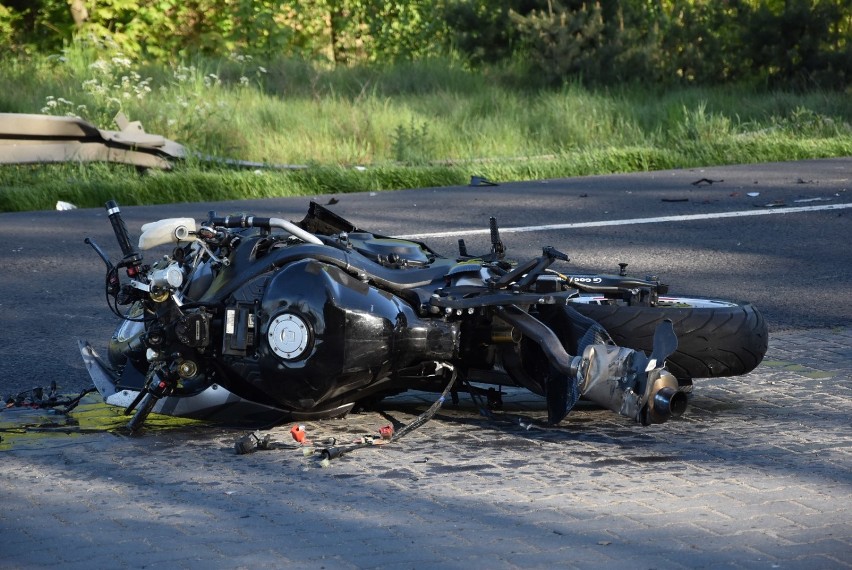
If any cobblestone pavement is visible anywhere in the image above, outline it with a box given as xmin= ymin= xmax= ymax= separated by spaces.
xmin=1 ymin=327 xmax=850 ymax=570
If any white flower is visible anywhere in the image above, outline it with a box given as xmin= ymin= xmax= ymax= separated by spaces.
xmin=89 ymin=59 xmax=110 ymax=73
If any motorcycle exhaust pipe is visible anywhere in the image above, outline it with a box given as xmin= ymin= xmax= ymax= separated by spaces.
xmin=493 ymin=305 xmax=688 ymax=425
xmin=644 ymin=371 xmax=688 ymax=424
xmin=652 ymin=387 xmax=688 ymax=419
xmin=578 ymin=345 xmax=688 ymax=425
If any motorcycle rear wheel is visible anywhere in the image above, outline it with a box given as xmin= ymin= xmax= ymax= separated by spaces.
xmin=568 ymin=296 xmax=768 ymax=383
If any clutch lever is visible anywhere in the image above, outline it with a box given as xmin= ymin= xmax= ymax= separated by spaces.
xmin=84 ymin=237 xmax=115 ymax=272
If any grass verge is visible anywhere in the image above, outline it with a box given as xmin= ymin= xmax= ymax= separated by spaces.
xmin=1 ymin=49 xmax=851 ymax=212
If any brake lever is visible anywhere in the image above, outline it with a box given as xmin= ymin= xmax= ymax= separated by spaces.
xmin=84 ymin=237 xmax=115 ymax=272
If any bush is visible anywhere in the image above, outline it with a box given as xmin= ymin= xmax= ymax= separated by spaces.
xmin=0 ymin=1 xmax=849 ymax=90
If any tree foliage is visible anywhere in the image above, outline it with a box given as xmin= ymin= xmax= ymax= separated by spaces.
xmin=0 ymin=0 xmax=849 ymax=88
xmin=509 ymin=0 xmax=851 ymax=88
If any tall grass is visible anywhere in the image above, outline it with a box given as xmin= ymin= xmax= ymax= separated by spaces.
xmin=1 ymin=41 xmax=851 ymax=212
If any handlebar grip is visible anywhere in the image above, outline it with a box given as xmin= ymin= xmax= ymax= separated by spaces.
xmin=208 ymin=215 xmax=271 ymax=229
xmin=489 ymin=217 xmax=505 ymax=257
xmin=126 ymin=392 xmax=157 ymax=434
xmin=105 ymin=200 xmax=137 ymax=260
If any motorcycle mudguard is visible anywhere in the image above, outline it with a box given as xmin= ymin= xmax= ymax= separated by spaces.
xmin=79 ymin=341 xmax=292 ymax=426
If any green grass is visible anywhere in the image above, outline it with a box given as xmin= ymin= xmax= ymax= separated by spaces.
xmin=2 ymin=47 xmax=851 ymax=212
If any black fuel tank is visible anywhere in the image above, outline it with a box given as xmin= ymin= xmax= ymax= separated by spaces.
xmin=223 ymin=259 xmax=458 ymax=412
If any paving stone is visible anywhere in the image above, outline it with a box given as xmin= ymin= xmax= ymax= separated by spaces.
xmin=1 ymin=327 xmax=851 ymax=568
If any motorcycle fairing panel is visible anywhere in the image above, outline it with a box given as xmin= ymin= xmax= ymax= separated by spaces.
xmin=81 ymin=201 xmax=767 ymax=433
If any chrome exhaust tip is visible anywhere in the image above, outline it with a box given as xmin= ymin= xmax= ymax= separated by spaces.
xmin=652 ymin=386 xmax=688 ymax=420
xmin=642 ymin=370 xmax=688 ymax=424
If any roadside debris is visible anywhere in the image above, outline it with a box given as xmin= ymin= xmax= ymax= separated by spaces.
xmin=0 ymin=112 xmax=307 ymax=171
xmin=793 ymin=197 xmax=833 ymax=203
xmin=234 ymin=372 xmax=456 ymax=466
xmin=691 ymin=178 xmax=723 ymax=186
xmin=469 ymin=175 xmax=498 ymax=187
xmin=3 ymin=382 xmax=94 ymax=413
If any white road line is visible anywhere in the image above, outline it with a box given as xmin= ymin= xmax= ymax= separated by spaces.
xmin=398 ymin=202 xmax=852 ymax=240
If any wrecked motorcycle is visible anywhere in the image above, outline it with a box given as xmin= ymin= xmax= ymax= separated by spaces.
xmin=80 ymin=200 xmax=767 ymax=434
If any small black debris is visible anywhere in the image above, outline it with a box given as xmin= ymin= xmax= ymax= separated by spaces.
xmin=469 ymin=176 xmax=498 ymax=187
xmin=691 ymin=178 xmax=723 ymax=186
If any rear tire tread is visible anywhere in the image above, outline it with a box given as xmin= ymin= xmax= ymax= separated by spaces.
xmin=570 ymin=299 xmax=768 ymax=381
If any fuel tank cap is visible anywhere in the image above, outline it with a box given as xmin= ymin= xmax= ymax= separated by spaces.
xmin=267 ymin=313 xmax=311 ymax=360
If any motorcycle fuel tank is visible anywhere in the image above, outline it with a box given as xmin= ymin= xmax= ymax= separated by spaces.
xmin=220 ymin=259 xmax=459 ymax=413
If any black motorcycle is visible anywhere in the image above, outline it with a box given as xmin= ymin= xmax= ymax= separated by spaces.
xmin=80 ymin=200 xmax=767 ymax=434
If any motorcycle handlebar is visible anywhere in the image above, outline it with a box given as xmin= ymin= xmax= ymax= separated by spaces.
xmin=105 ymin=200 xmax=141 ymax=265
xmin=207 ymin=214 xmax=267 ymax=228
xmin=126 ymin=392 xmax=157 ymax=434
xmin=207 ymin=215 xmax=323 ymax=245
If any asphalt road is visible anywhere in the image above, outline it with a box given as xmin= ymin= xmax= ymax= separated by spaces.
xmin=0 ymin=157 xmax=849 ymax=399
